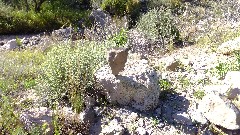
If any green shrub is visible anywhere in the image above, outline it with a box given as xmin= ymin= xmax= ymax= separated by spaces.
xmin=179 ymin=76 xmax=191 ymax=88
xmin=101 ymin=0 xmax=140 ymax=27
xmin=0 ymin=50 xmax=45 ymax=94
xmin=215 ymin=63 xmax=230 ymax=79
xmin=110 ymin=28 xmax=128 ymax=47
xmin=159 ymin=79 xmax=172 ymax=91
xmin=0 ymin=10 xmax=60 ymax=34
xmin=158 ymin=79 xmax=175 ymax=100
xmin=147 ymin=0 xmax=184 ymax=13
xmin=0 ymin=50 xmax=45 ymax=134
xmin=0 ymin=0 xmax=90 ymax=34
xmin=137 ymin=8 xmax=180 ymax=48
xmin=0 ymin=95 xmax=27 ymax=135
xmin=234 ymin=50 xmax=240 ymax=71
xmin=38 ymin=40 xmax=120 ymax=113
xmin=193 ymin=90 xmax=205 ymax=99
xmin=101 ymin=0 xmax=140 ymax=16
xmin=0 ymin=1 xmax=13 ymax=16
xmin=0 ymin=1 xmax=14 ymax=34
xmin=208 ymin=59 xmax=239 ymax=80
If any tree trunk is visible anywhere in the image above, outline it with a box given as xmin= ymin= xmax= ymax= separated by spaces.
xmin=33 ymin=0 xmax=46 ymax=12
xmin=24 ymin=0 xmax=30 ymax=12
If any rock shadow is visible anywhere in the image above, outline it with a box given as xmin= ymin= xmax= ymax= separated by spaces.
xmin=89 ymin=73 xmax=204 ymax=135
xmin=158 ymin=91 xmax=198 ymax=134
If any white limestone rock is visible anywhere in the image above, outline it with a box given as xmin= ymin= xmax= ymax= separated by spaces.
xmin=224 ymin=71 xmax=240 ymax=87
xmin=199 ymin=93 xmax=240 ymax=130
xmin=188 ymin=102 xmax=208 ymax=125
xmin=2 ymin=39 xmax=18 ymax=50
xmin=95 ymin=59 xmax=160 ymax=112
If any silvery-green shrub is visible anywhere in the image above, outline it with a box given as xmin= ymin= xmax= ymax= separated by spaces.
xmin=137 ymin=8 xmax=180 ymax=48
xmin=37 ymin=40 xmax=119 ymax=112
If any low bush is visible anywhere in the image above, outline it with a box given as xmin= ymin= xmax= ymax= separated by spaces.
xmin=110 ymin=28 xmax=128 ymax=47
xmin=158 ymin=79 xmax=176 ymax=100
xmin=0 ymin=50 xmax=45 ymax=94
xmin=0 ymin=49 xmax=45 ymax=134
xmin=101 ymin=0 xmax=140 ymax=16
xmin=147 ymin=0 xmax=184 ymax=13
xmin=137 ymin=8 xmax=180 ymax=49
xmin=193 ymin=90 xmax=206 ymax=99
xmin=37 ymin=40 xmax=123 ymax=113
xmin=208 ymin=53 xmax=240 ymax=80
xmin=101 ymin=0 xmax=141 ymax=26
xmin=0 ymin=95 xmax=27 ymax=135
xmin=159 ymin=79 xmax=172 ymax=91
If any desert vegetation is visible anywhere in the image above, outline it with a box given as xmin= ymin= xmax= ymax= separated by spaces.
xmin=1 ymin=0 xmax=240 ymax=134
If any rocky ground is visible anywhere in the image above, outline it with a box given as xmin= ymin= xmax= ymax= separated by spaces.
xmin=88 ymin=42 xmax=240 ymax=135
xmin=5 ymin=32 xmax=240 ymax=134
xmin=1 ymin=6 xmax=240 ymax=135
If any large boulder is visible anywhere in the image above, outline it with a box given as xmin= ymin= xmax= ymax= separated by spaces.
xmin=89 ymin=9 xmax=112 ymax=29
xmin=224 ymin=71 xmax=240 ymax=87
xmin=223 ymin=71 xmax=240 ymax=99
xmin=199 ymin=93 xmax=240 ymax=130
xmin=87 ymin=9 xmax=114 ymax=40
xmin=2 ymin=39 xmax=18 ymax=50
xmin=200 ymin=71 xmax=240 ymax=130
xmin=95 ymin=59 xmax=160 ymax=112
